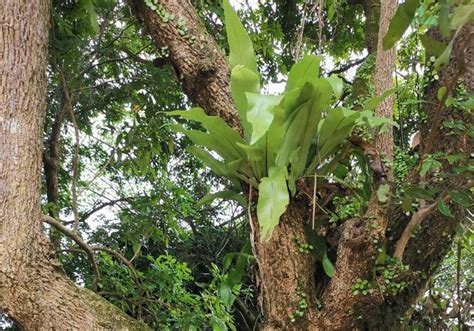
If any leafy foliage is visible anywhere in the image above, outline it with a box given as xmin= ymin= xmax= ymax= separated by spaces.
xmin=169 ymin=1 xmax=390 ymax=240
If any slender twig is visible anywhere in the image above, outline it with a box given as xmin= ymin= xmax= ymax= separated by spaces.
xmin=59 ymin=71 xmax=81 ymax=232
xmin=129 ymin=243 xmax=143 ymax=264
xmin=90 ymin=245 xmax=140 ymax=282
xmin=327 ymin=55 xmax=369 ymax=76
xmin=77 ymin=197 xmax=132 ymax=223
xmin=393 ymin=201 xmax=438 ymax=260
xmin=70 ymin=110 xmax=80 ymax=232
xmin=312 ymin=172 xmax=317 ymax=230
xmin=394 ymin=181 xmax=472 ymax=259
xmin=234 ymin=297 xmax=258 ymax=328
xmin=247 ymin=186 xmax=258 ymax=260
xmin=456 ymin=234 xmax=462 ymax=329
xmin=42 ymin=215 xmax=100 ymax=291
xmin=422 ymin=71 xmax=461 ymax=156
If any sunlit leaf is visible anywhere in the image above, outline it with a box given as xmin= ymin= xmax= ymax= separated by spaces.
xmin=450 ymin=4 xmax=474 ymax=30
xmin=187 ymin=146 xmax=238 ymax=178
xmin=230 ymin=66 xmax=261 ymax=140
xmin=327 ymin=74 xmax=343 ymax=100
xmin=286 ymin=55 xmax=321 ymax=92
xmin=257 ymin=167 xmax=289 ymax=240
xmin=363 ymin=88 xmax=396 ymax=111
xmin=167 ymin=108 xmax=245 ymax=158
xmin=196 ymin=190 xmax=246 ymax=208
xmin=420 ymin=158 xmax=442 ymax=176
xmin=383 ymin=0 xmax=420 ymax=50
xmin=246 ymin=93 xmax=283 ymax=144
xmin=223 ymin=0 xmax=258 ymax=73
xmin=434 ymin=41 xmax=453 ymax=69
xmin=420 ymin=34 xmax=447 ymax=57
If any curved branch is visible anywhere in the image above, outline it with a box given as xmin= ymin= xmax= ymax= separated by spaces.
xmin=90 ymin=245 xmax=140 ymax=282
xmin=78 ymin=197 xmax=132 ymax=223
xmin=327 ymin=56 xmax=368 ymax=76
xmin=42 ymin=215 xmax=100 ymax=291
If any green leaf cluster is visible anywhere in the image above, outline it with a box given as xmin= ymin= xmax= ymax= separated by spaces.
xmin=168 ymin=0 xmax=387 ymax=241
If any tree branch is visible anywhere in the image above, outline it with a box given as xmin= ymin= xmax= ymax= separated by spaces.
xmin=78 ymin=197 xmax=132 ymax=223
xmin=327 ymin=56 xmax=368 ymax=76
xmin=129 ymin=0 xmax=242 ymax=133
xmin=42 ymin=215 xmax=100 ymax=291
xmin=58 ymin=71 xmax=81 ymax=233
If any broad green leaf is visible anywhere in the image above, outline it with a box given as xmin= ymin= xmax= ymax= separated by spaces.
xmin=196 ymin=191 xmax=246 ymax=208
xmin=363 ymin=88 xmax=397 ymax=111
xmin=420 ymin=158 xmax=442 ymax=176
xmin=322 ymin=254 xmax=335 ymax=278
xmin=237 ymin=141 xmax=265 ymax=180
xmin=246 ymin=93 xmax=283 ymax=144
xmin=286 ymin=55 xmax=321 ymax=92
xmin=275 ymin=84 xmax=314 ymax=168
xmin=264 ymin=102 xmax=289 ymax=170
xmin=439 ymin=0 xmax=450 ymax=37
xmin=280 ymin=85 xmax=311 ymax=117
xmin=358 ymin=110 xmax=398 ymax=128
xmin=450 ymin=4 xmax=474 ymax=30
xmin=223 ymin=0 xmax=258 ymax=73
xmin=455 ymin=224 xmax=464 ymax=237
xmin=236 ymin=142 xmax=263 ymax=161
xmin=327 ymin=74 xmax=343 ymax=100
xmin=170 ymin=124 xmax=240 ymax=161
xmin=316 ymin=107 xmax=359 ymax=163
xmin=187 ymin=146 xmax=238 ymax=178
xmin=218 ymin=282 xmax=234 ymax=309
xmin=437 ymin=200 xmax=454 ymax=218
xmin=257 ymin=167 xmax=289 ymax=240
xmin=437 ymin=86 xmax=447 ymax=101
xmin=209 ymin=316 xmax=226 ymax=331
xmin=275 ymin=105 xmax=308 ymax=168
xmin=434 ymin=41 xmax=453 ymax=69
xmin=420 ymin=34 xmax=447 ymax=57
xmin=167 ymin=108 xmax=245 ymax=157
xmin=224 ymin=242 xmax=254 ymax=286
xmin=231 ymin=66 xmax=260 ymax=140
xmin=294 ymin=79 xmax=333 ymax=177
xmin=377 ymin=184 xmax=390 ymax=203
xmin=449 ymin=190 xmax=472 ymax=207
xmin=404 ymin=186 xmax=438 ymax=200
xmin=383 ymin=0 xmax=420 ymax=50
xmin=445 ymin=154 xmax=466 ymax=164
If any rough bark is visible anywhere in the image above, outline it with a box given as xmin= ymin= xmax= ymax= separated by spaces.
xmin=372 ymin=0 xmax=397 ymax=165
xmin=0 ymin=1 xmax=148 ymax=329
xmin=129 ymin=0 xmax=242 ymax=132
xmin=314 ymin=2 xmax=397 ymax=328
xmin=255 ymin=199 xmax=317 ymax=330
xmin=360 ymin=0 xmax=380 ymax=54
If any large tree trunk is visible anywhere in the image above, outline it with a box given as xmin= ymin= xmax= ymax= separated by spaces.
xmin=255 ymin=199 xmax=317 ymax=330
xmin=0 ymin=1 xmax=148 ymax=329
